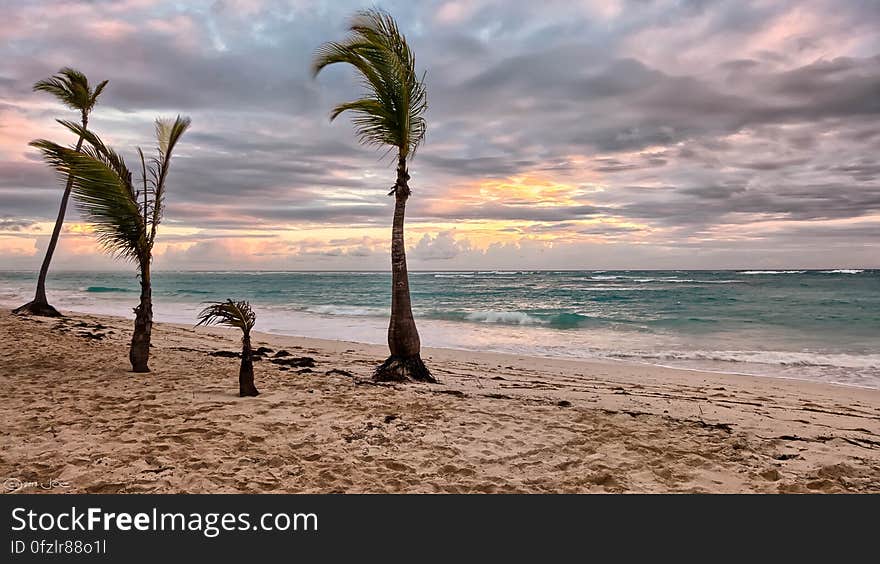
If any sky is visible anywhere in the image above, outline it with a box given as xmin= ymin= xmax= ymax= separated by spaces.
xmin=1 ymin=0 xmax=879 ymax=271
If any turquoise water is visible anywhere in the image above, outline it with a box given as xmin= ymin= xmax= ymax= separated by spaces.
xmin=2 ymin=269 xmax=878 ymax=388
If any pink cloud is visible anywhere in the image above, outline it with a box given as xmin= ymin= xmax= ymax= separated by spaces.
xmin=0 ymin=107 xmax=49 ymax=159
xmin=85 ymin=19 xmax=137 ymax=41
xmin=435 ymin=1 xmax=476 ymax=25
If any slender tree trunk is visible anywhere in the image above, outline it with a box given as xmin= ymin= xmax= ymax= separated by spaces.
xmin=375 ymin=155 xmax=435 ymax=383
xmin=14 ymin=116 xmax=88 ymax=317
xmin=239 ymin=333 xmax=259 ymax=397
xmin=130 ymin=259 xmax=152 ymax=373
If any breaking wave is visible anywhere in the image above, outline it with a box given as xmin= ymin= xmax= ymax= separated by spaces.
xmin=739 ymin=270 xmax=807 ymax=275
xmin=84 ymin=286 xmax=134 ymax=293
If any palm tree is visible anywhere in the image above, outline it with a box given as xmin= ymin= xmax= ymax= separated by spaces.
xmin=312 ymin=9 xmax=434 ymax=383
xmin=29 ymin=116 xmax=191 ymax=372
xmin=196 ymin=300 xmax=260 ymax=397
xmin=14 ymin=68 xmax=108 ymax=317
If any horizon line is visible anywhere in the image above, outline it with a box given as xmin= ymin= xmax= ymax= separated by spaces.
xmin=1 ymin=268 xmax=877 ymax=274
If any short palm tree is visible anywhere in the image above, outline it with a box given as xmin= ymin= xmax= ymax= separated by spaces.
xmin=196 ymin=300 xmax=260 ymax=397
xmin=312 ymin=9 xmax=434 ymax=383
xmin=29 ymin=116 xmax=191 ymax=372
xmin=14 ymin=68 xmax=108 ymax=317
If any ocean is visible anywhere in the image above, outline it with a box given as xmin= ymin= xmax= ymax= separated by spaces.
xmin=1 ymin=269 xmax=878 ymax=389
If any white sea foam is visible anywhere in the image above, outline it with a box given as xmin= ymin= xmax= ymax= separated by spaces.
xmin=740 ymin=270 xmax=807 ymax=275
xmin=821 ymin=269 xmax=864 ymax=274
xmin=303 ymin=304 xmax=385 ymax=317
xmin=464 ymin=311 xmax=546 ymax=325
xmin=632 ymin=278 xmax=739 ymax=284
xmin=608 ymin=349 xmax=880 ymax=369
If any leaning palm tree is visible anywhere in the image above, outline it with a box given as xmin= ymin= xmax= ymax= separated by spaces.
xmin=313 ymin=9 xmax=434 ymax=383
xmin=196 ymin=300 xmax=260 ymax=397
xmin=29 ymin=116 xmax=191 ymax=372
xmin=14 ymin=68 xmax=108 ymax=317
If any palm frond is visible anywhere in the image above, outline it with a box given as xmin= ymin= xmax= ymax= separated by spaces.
xmin=150 ymin=115 xmax=191 ymax=244
xmin=33 ymin=67 xmax=107 ymax=113
xmin=312 ymin=9 xmax=427 ymax=157
xmin=56 ymin=120 xmax=132 ymax=188
xmin=330 ymin=98 xmax=397 ymax=147
xmin=29 ymin=139 xmax=144 ymax=262
xmin=196 ymin=300 xmax=257 ymax=336
xmin=28 ymin=115 xmax=189 ymax=267
xmin=91 ymin=80 xmax=109 ymax=106
xmin=156 ymin=115 xmax=190 ymax=159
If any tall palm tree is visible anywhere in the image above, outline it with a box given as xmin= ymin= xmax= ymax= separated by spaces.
xmin=196 ymin=300 xmax=260 ymax=397
xmin=313 ymin=9 xmax=434 ymax=383
xmin=14 ymin=68 xmax=108 ymax=317
xmin=29 ymin=116 xmax=191 ymax=373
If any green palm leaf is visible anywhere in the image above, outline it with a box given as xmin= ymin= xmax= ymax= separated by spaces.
xmin=29 ymin=138 xmax=144 ymax=262
xmin=33 ymin=67 xmax=108 ymax=113
xmin=151 ymin=116 xmax=191 ymax=241
xmin=196 ymin=300 xmax=256 ymax=336
xmin=312 ymin=9 xmax=427 ymax=157
xmin=55 ymin=120 xmax=132 ymax=187
xmin=28 ymin=116 xmax=190 ymax=264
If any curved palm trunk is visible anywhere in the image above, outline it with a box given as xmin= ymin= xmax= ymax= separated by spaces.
xmin=239 ymin=333 xmax=259 ymax=397
xmin=14 ymin=119 xmax=87 ymax=318
xmin=375 ymin=155 xmax=435 ymax=383
xmin=130 ymin=260 xmax=152 ymax=373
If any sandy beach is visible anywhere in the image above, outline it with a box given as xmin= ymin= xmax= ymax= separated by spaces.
xmin=1 ymin=307 xmax=878 ymax=493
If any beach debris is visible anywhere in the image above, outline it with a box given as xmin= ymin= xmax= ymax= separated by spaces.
xmin=53 ymin=318 xmax=112 ymax=340
xmin=326 ymin=368 xmax=353 ymax=378
xmin=557 ymin=400 xmax=572 ymax=407
xmin=271 ymin=356 xmax=316 ymax=368
xmin=77 ymin=331 xmax=105 ymax=340
xmin=273 ymin=350 xmax=291 ymax=358
xmin=209 ymin=350 xmax=239 ymax=358
xmin=694 ymin=420 xmax=734 ymax=433
xmin=435 ymin=389 xmax=467 ymax=398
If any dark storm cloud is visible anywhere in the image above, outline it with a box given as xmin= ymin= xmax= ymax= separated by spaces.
xmin=734 ymin=158 xmax=810 ymax=171
xmin=420 ymin=154 xmax=554 ymax=177
xmin=166 ymin=202 xmax=391 ymax=229
xmin=608 ymin=182 xmax=880 ymax=225
xmin=829 ymin=161 xmax=880 ymax=182
xmin=450 ymin=52 xmax=880 ymax=156
xmin=414 ymin=203 xmax=601 ymax=222
xmin=0 ymin=189 xmax=59 ymax=218
xmin=0 ymin=161 xmax=55 ymax=189
xmin=0 ymin=217 xmax=37 ymax=231
xmin=594 ymin=156 xmax=667 ymax=173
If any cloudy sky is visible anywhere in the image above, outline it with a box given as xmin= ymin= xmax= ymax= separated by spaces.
xmin=1 ymin=0 xmax=879 ymax=271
